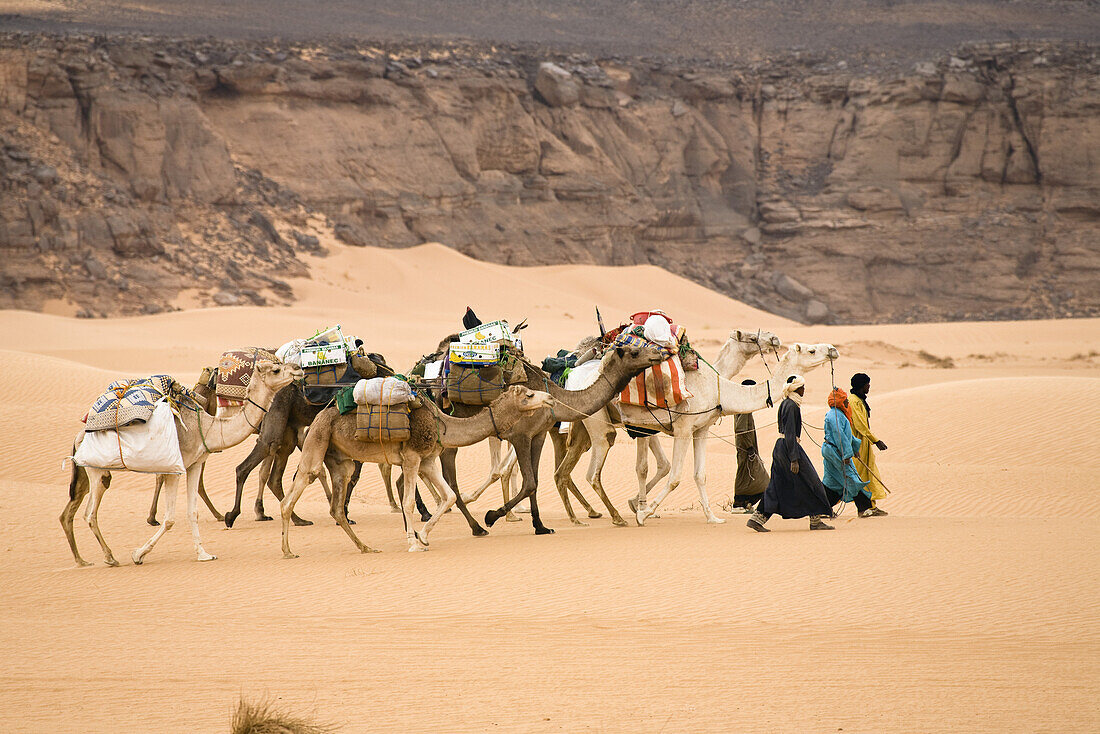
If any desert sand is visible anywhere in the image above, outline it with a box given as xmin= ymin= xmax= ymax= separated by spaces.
xmin=1 ymin=242 xmax=1098 ymax=732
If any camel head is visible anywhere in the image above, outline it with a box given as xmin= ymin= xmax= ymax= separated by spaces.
xmin=488 ymin=385 xmax=556 ymax=428
xmin=600 ymin=340 xmax=671 ymax=391
xmin=781 ymin=342 xmax=840 ymax=374
xmin=729 ymin=328 xmax=783 ymax=356
xmin=252 ymin=360 xmax=303 ymax=393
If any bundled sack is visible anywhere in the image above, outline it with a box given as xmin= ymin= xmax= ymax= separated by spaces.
xmin=355 ymin=403 xmax=411 ymax=442
xmin=353 ymin=377 xmax=414 ymax=406
xmin=75 ymin=400 xmax=186 ymax=474
xmin=85 ymin=374 xmax=199 ymax=432
xmin=444 ymin=342 xmax=504 ymax=406
xmin=276 ymin=325 xmax=348 ymax=386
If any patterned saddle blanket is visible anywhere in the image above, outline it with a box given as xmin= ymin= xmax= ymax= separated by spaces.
xmin=216 ymin=348 xmax=277 ymax=402
xmin=84 ymin=375 xmax=198 ymax=432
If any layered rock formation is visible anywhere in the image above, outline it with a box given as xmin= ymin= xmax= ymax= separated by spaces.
xmin=1 ymin=35 xmax=1097 ymax=322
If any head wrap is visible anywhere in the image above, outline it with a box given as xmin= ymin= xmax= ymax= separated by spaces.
xmin=783 ymin=374 xmax=805 ymax=405
xmin=851 ymin=372 xmax=870 ymax=391
xmin=828 ymin=387 xmax=853 ymax=424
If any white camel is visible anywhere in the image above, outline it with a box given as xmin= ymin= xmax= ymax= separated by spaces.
xmin=630 ymin=342 xmax=839 ymax=525
xmin=60 ymin=360 xmax=302 ymax=566
xmin=465 ymin=329 xmax=785 ymax=525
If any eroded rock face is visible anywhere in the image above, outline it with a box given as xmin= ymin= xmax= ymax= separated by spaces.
xmin=0 ymin=36 xmax=1097 ymax=321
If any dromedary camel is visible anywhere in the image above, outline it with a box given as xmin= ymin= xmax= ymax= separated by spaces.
xmin=60 ymin=360 xmax=302 ymax=567
xmin=549 ymin=329 xmax=783 ymax=525
xmin=223 ymin=352 xmax=395 ymax=529
xmin=279 ymin=385 xmax=556 ymax=557
xmin=629 ymin=342 xmax=839 ymax=526
xmin=473 ymin=343 xmax=670 ymax=533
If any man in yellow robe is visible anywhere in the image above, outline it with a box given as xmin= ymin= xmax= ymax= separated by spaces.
xmin=849 ymin=373 xmax=888 ymax=516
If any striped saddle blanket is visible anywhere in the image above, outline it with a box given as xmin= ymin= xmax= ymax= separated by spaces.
xmin=613 ymin=329 xmax=691 ymax=408
xmin=85 ymin=375 xmax=195 ymax=432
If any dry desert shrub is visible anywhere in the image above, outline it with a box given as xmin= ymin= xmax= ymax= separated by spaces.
xmin=231 ymin=696 xmax=337 ymax=734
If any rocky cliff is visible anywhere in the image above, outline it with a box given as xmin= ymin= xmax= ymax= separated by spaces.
xmin=1 ymin=35 xmax=1097 ymax=322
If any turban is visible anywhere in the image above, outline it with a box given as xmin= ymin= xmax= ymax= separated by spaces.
xmin=782 ymin=374 xmax=805 ymax=404
xmin=828 ymin=387 xmax=853 ymax=423
xmin=851 ymin=372 xmax=870 ymax=391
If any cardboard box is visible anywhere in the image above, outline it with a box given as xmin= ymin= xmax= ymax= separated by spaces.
xmin=448 ymin=341 xmax=500 ymax=366
xmin=458 ymin=320 xmax=514 ymax=345
xmin=299 ymin=343 xmax=347 ymax=368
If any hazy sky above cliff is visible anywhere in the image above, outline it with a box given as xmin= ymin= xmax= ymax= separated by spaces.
xmin=3 ymin=1 xmax=1098 ymax=61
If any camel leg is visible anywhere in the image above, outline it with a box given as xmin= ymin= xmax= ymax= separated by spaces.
xmin=327 ymin=456 xmax=378 ymax=555
xmin=254 ymin=454 xmax=277 ymax=521
xmin=226 ymin=436 xmax=274 ymax=528
xmin=558 ymin=432 xmax=601 ymax=519
xmin=342 ymin=461 xmax=362 ymax=524
xmin=132 ymin=473 xmax=179 ymax=564
xmin=196 ymin=465 xmax=223 ymax=522
xmin=265 ymin=441 xmax=313 ymax=527
xmin=61 ymin=464 xmax=93 ymax=567
xmin=280 ymin=454 xmax=321 ymax=559
xmin=147 ymin=475 xmax=163 ymax=526
xmin=487 ymin=434 xmax=553 ymax=535
xmin=693 ymin=433 xmax=724 ymax=524
xmin=525 ymin=432 xmax=553 ymax=535
xmin=414 ymin=458 xmax=458 ymax=548
xmin=550 ymin=431 xmax=584 ymax=526
xmin=185 ymin=463 xmax=219 ymax=560
xmin=462 ymin=446 xmax=514 ymax=503
xmin=638 ymin=434 xmax=692 ymax=526
xmin=380 ymin=463 xmax=399 ymax=512
xmin=489 ymin=438 xmax=521 ymax=522
xmin=400 ymin=454 xmax=427 ymax=552
xmin=584 ymin=426 xmax=628 ymax=527
xmin=82 ymin=468 xmax=121 ymax=567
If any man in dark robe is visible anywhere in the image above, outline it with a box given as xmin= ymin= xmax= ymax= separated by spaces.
xmin=729 ymin=379 xmax=768 ymax=513
xmin=747 ymin=375 xmax=835 ymax=531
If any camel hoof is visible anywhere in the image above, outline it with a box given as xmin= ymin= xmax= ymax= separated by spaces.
xmin=414 ymin=531 xmax=430 ymax=549
xmin=485 ymin=510 xmax=502 ymax=527
xmin=505 ymin=513 xmax=522 ymax=523
xmin=291 ymin=516 xmax=312 ymax=527
xmin=419 ymin=514 xmax=431 ymax=523
xmin=127 ymin=552 xmax=141 ymax=566
xmin=282 ymin=552 xmax=299 ymax=560
xmin=587 ymin=510 xmax=603 ymax=519
xmin=471 ymin=526 xmax=489 ymax=537
xmin=389 ymin=506 xmax=401 ymax=513
xmin=197 ymin=553 xmax=217 ymax=562
xmin=257 ymin=514 xmax=275 ymax=522
xmin=224 ymin=511 xmax=239 ymax=529
xmin=612 ymin=516 xmax=629 ymax=527
xmin=534 ymin=526 xmax=555 ymax=535
xmin=76 ymin=559 xmax=93 ymax=568
xmin=212 ymin=513 xmax=225 ymax=522
xmin=636 ymin=509 xmax=649 ymax=527
xmin=707 ymin=516 xmax=727 ymax=525
xmin=627 ymin=498 xmax=639 ymax=513
xmin=146 ymin=518 xmax=160 ymax=527
xmin=361 ymin=546 xmax=381 ymax=554
xmin=571 ymin=519 xmax=589 ymax=527
xmin=408 ymin=544 xmax=428 ymax=553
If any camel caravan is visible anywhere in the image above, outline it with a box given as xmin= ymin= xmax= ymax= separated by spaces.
xmin=61 ymin=309 xmax=840 ymax=566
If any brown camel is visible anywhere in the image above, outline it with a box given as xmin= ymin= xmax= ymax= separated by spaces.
xmin=279 ymin=385 xmax=556 ymax=557
xmin=61 ymin=360 xmax=302 ymax=567
xmin=446 ymin=342 xmax=670 ymax=534
xmin=223 ymin=352 xmax=396 ymax=529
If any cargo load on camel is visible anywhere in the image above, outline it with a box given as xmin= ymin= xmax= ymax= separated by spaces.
xmin=443 ymin=318 xmax=524 ymax=406
xmin=352 ymin=376 xmax=418 ymax=442
xmin=275 ymin=324 xmax=360 ymax=387
xmin=614 ymin=310 xmax=696 ymax=408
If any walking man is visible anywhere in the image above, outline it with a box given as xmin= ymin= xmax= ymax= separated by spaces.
xmin=849 ymin=372 xmax=888 ymax=516
xmin=729 ymin=379 xmax=768 ymax=513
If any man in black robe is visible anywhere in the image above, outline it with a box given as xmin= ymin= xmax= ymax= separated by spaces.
xmin=747 ymin=375 xmax=835 ymax=531
xmin=729 ymin=379 xmax=768 ymax=513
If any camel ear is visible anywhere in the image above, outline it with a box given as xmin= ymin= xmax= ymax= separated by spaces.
xmin=732 ymin=329 xmax=742 ymax=340
xmin=615 ymin=346 xmax=625 ymax=358
xmin=510 ymin=361 xmax=528 ymax=383
xmin=793 ymin=344 xmax=803 ymax=352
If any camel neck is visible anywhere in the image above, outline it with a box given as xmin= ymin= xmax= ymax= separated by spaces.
xmin=716 ymin=354 xmax=801 ymax=415
xmin=437 ymin=406 xmax=501 ymax=448
xmin=713 ymin=341 xmax=754 ymax=380
xmin=545 ymin=364 xmax=625 ymax=421
xmin=194 ymin=388 xmax=271 ymax=452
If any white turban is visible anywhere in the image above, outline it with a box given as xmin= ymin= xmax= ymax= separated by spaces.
xmin=783 ymin=375 xmax=805 ymax=405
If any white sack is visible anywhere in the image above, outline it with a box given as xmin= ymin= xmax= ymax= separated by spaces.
xmin=275 ymin=339 xmax=305 ymax=366
xmin=354 ymin=377 xmax=413 ymax=406
xmin=558 ymin=360 xmax=604 ymax=432
xmin=643 ymin=314 xmax=674 ymax=346
xmin=74 ymin=400 xmax=186 ymax=474
xmin=423 ymin=360 xmax=443 ymax=380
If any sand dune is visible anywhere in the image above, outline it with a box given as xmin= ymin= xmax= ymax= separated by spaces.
xmin=1 ymin=241 xmax=1098 ymax=732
